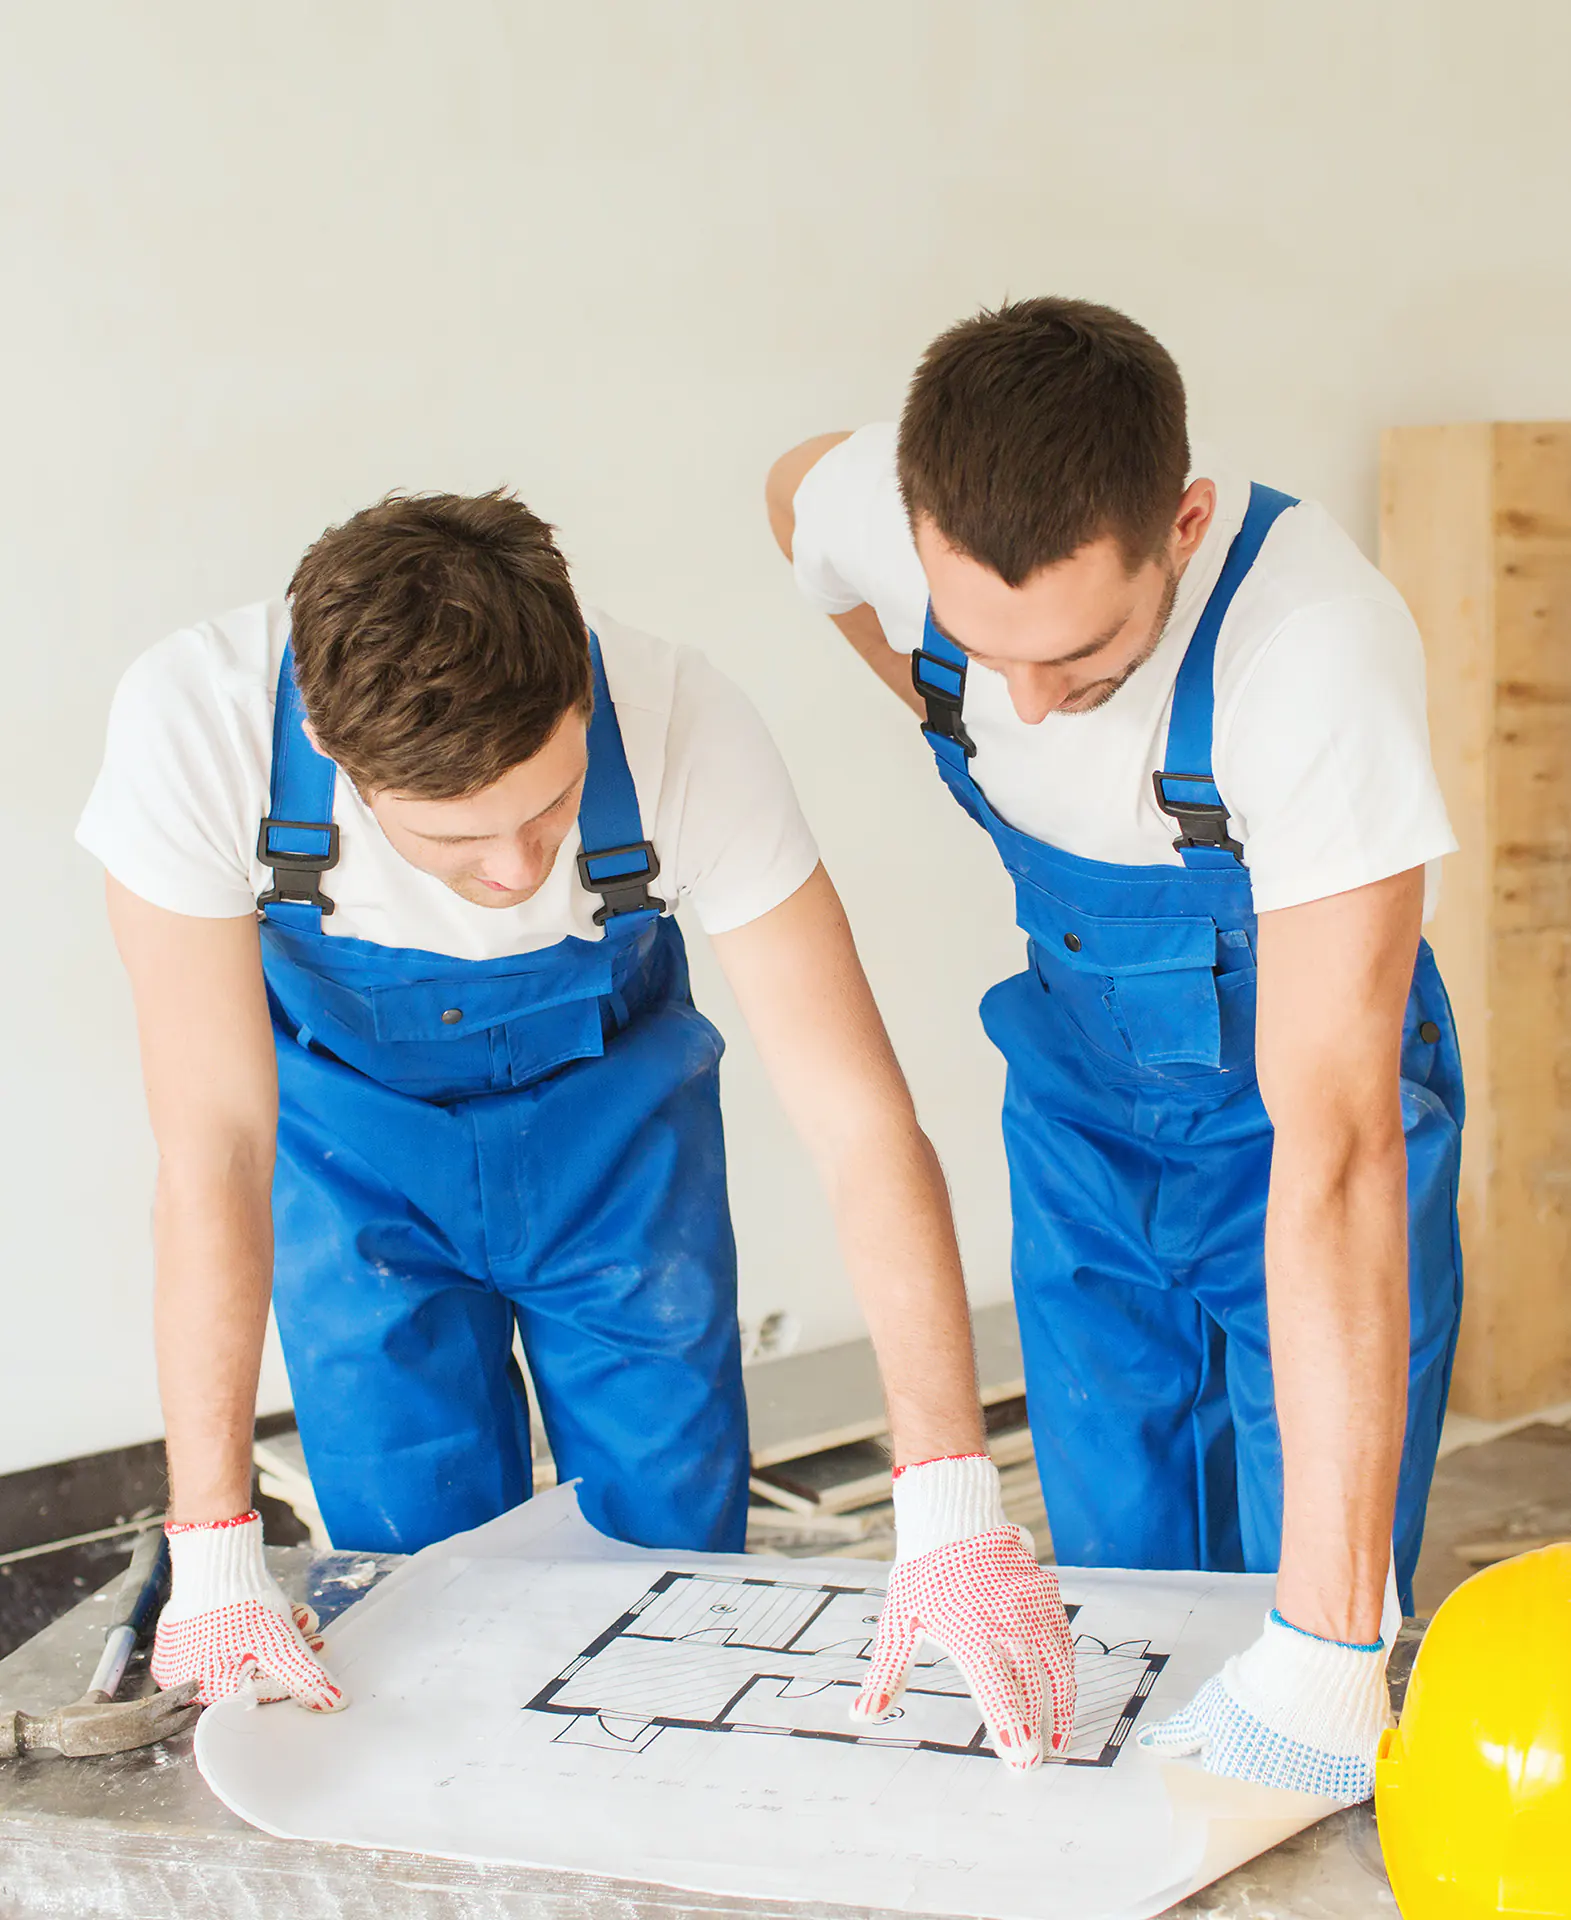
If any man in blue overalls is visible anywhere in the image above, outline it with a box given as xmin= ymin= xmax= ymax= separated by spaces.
xmin=81 ymin=489 xmax=1075 ymax=1757
xmin=769 ymin=298 xmax=1464 ymax=1802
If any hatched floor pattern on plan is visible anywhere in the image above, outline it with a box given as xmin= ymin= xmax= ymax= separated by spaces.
xmin=525 ymin=1571 xmax=1165 ymax=1765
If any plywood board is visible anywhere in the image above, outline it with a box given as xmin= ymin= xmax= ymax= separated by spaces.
xmin=1381 ymin=422 xmax=1571 ymax=1417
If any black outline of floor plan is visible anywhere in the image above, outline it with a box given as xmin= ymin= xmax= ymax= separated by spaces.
xmin=524 ymin=1570 xmax=1166 ymax=1766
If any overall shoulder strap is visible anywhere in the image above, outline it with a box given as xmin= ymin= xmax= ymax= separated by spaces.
xmin=576 ymin=631 xmax=666 ymax=926
xmin=1154 ymin=481 xmax=1298 ymax=869
xmin=257 ymin=639 xmax=340 ymax=929
xmin=911 ymin=605 xmax=976 ymax=765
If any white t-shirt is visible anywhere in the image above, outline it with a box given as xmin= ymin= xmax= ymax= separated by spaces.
xmin=77 ymin=602 xmax=820 ymax=960
xmin=791 ymin=423 xmax=1456 ymax=915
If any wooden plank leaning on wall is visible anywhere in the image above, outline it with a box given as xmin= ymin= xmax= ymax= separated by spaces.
xmin=1380 ymin=423 xmax=1571 ymax=1420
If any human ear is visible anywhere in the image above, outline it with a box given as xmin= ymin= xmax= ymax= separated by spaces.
xmin=1170 ymin=478 xmax=1217 ymax=564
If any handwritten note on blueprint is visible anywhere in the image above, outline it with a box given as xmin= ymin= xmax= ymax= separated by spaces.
xmin=196 ymin=1488 xmax=1339 ymax=1920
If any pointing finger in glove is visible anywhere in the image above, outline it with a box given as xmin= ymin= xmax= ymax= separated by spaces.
xmin=851 ymin=1455 xmax=1079 ymax=1770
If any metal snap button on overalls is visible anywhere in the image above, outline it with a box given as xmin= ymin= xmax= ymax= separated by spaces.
xmin=1063 ymin=932 xmax=1082 ymax=952
xmin=441 ymin=1008 xmax=463 ymax=1024
xmin=1419 ymin=1021 xmax=1440 ymax=1043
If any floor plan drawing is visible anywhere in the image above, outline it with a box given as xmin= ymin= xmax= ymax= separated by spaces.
xmin=524 ymin=1569 xmax=1166 ymax=1766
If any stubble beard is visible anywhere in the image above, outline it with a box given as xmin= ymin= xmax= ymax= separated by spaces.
xmin=1056 ymin=565 xmax=1180 ymax=716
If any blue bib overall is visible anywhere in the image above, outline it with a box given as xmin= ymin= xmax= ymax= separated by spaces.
xmin=255 ymin=636 xmax=749 ymax=1556
xmin=912 ymin=486 xmax=1464 ymax=1609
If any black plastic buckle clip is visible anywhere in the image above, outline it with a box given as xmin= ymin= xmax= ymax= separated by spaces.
xmin=1152 ymin=773 xmax=1243 ymax=860
xmin=256 ymin=817 xmax=340 ymax=915
xmin=577 ymin=840 xmax=666 ymax=925
xmin=911 ymin=648 xmax=976 ymax=757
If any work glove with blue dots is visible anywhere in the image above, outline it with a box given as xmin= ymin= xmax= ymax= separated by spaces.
xmin=1137 ymin=1608 xmax=1390 ymax=1804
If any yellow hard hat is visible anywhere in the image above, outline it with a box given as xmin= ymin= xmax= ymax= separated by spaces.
xmin=1376 ymin=1541 xmax=1571 ymax=1918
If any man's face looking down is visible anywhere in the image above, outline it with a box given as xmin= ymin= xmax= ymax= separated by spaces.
xmin=913 ymin=478 xmax=1217 ymax=725
xmin=360 ymin=707 xmax=590 ymax=909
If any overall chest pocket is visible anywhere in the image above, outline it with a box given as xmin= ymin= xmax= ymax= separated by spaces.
xmin=362 ymin=974 xmax=612 ymax=1096
xmin=1022 ymin=890 xmax=1251 ymax=1073
xmin=261 ymin=919 xmax=636 ymax=1101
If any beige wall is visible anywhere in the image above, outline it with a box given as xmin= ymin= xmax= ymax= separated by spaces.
xmin=3 ymin=0 xmax=1570 ymax=1472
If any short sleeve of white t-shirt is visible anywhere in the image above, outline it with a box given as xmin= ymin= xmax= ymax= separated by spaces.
xmin=789 ymin=424 xmax=1456 ymax=915
xmin=793 ymin=423 xmax=927 ymax=640
xmin=76 ymin=603 xmax=820 ymax=958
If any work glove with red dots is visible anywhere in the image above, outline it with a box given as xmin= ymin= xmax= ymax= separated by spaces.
xmin=150 ymin=1510 xmax=347 ymax=1712
xmin=852 ymin=1454 xmax=1077 ymax=1769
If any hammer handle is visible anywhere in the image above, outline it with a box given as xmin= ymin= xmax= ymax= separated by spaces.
xmin=116 ymin=1528 xmax=171 ymax=1641
xmin=86 ymin=1529 xmax=170 ymax=1700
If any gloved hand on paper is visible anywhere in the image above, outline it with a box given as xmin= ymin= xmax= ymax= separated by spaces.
xmin=852 ymin=1453 xmax=1077 ymax=1769
xmin=1137 ymin=1607 xmax=1390 ymax=1803
xmin=151 ymin=1510 xmax=348 ymax=1712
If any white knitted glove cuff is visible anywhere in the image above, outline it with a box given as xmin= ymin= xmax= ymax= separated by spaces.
xmin=162 ymin=1512 xmax=290 ymax=1622
xmin=1227 ymin=1610 xmax=1392 ymax=1756
xmin=891 ymin=1454 xmax=1014 ymax=1561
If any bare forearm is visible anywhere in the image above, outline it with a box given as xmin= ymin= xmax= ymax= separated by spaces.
xmin=1266 ymin=1126 xmax=1409 ymax=1643
xmin=711 ymin=868 xmax=986 ymax=1468
xmin=830 ymin=605 xmax=925 ymax=717
xmin=154 ymin=1156 xmax=275 ymax=1522
xmin=818 ymin=1120 xmax=985 ymax=1467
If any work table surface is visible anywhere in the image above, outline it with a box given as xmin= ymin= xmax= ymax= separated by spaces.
xmin=0 ymin=1547 xmax=1406 ymax=1919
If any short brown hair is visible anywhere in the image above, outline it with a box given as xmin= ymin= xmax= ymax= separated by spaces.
xmin=288 ymin=490 xmax=592 ymax=798
xmin=897 ymin=297 xmax=1190 ymax=582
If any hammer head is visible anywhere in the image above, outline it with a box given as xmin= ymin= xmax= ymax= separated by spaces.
xmin=1 ymin=1679 xmax=202 ymax=1759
